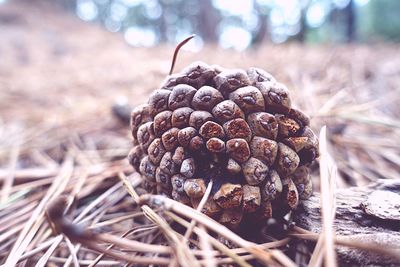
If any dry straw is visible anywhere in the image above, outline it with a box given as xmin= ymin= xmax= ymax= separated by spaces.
xmin=1 ymin=40 xmax=400 ymax=266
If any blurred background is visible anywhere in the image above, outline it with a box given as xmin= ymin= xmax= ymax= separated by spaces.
xmin=22 ymin=0 xmax=400 ymax=48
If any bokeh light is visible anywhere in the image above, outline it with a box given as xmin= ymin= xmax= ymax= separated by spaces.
xmin=333 ymin=0 xmax=351 ymax=9
xmin=71 ymin=0 xmax=399 ymax=48
xmin=124 ymin=27 xmax=157 ymax=47
xmin=219 ymin=26 xmax=252 ymax=51
xmin=306 ymin=2 xmax=327 ymax=28
xmin=355 ymin=0 xmax=369 ymax=6
xmin=213 ymin=0 xmax=253 ymax=16
xmin=76 ymin=0 xmax=98 ymax=21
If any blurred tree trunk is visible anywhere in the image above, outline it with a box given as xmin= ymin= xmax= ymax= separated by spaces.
xmin=197 ymin=0 xmax=219 ymax=43
xmin=157 ymin=1 xmax=168 ymax=42
xmin=252 ymin=14 xmax=269 ymax=45
xmin=295 ymin=8 xmax=307 ymax=43
xmin=344 ymin=0 xmax=356 ymax=42
xmin=252 ymin=2 xmax=269 ymax=46
xmin=330 ymin=0 xmax=356 ymax=43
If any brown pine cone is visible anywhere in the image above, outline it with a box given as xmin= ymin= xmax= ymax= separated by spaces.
xmin=128 ymin=62 xmax=319 ymax=228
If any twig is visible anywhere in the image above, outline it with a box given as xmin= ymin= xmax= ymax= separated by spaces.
xmin=5 ymin=155 xmax=73 ymax=266
xmin=169 ymin=34 xmax=195 ymax=75
xmin=138 ymin=194 xmax=295 ymax=267
xmin=183 ymin=180 xmax=213 ymax=240
xmin=319 ymin=126 xmax=337 ymax=267
xmin=1 ymin=144 xmax=20 ymax=203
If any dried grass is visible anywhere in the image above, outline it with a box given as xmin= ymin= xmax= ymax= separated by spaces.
xmin=1 ymin=1 xmax=400 ymax=266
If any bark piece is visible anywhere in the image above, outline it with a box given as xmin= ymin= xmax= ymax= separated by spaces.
xmin=293 ymin=179 xmax=400 ymax=266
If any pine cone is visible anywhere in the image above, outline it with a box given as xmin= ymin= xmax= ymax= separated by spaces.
xmin=128 ymin=62 xmax=318 ymax=228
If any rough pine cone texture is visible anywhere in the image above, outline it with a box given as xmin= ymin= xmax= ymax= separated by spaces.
xmin=128 ymin=62 xmax=319 ymax=229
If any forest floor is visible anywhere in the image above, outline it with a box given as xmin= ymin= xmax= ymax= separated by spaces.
xmin=0 ymin=0 xmax=399 ymax=266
